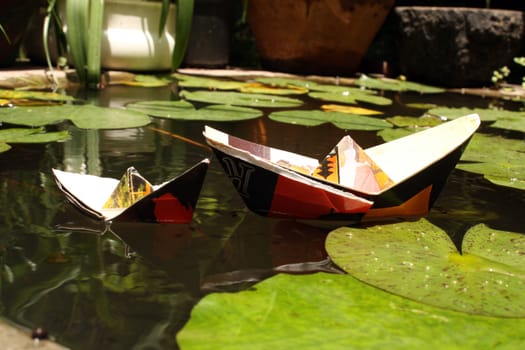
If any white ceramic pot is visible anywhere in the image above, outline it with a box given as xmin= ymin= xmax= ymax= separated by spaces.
xmin=101 ymin=0 xmax=175 ymax=71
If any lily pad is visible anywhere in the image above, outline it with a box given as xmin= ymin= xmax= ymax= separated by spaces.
xmin=0 ymin=105 xmax=151 ymax=129
xmin=127 ymin=100 xmax=262 ymax=121
xmin=173 ymin=73 xmax=247 ymax=90
xmin=239 ymin=83 xmax=308 ymax=95
xmin=386 ymin=115 xmax=443 ymax=128
xmin=457 ymin=133 xmax=525 ymax=190
xmin=255 ymin=77 xmax=325 ymax=91
xmin=178 ymin=272 xmax=525 ymax=349
xmin=427 ymin=107 xmax=525 ymax=123
xmin=326 ymin=219 xmax=525 ymax=317
xmin=490 ymin=114 xmax=525 ymax=133
xmin=269 ymin=110 xmax=392 ymax=130
xmin=321 ymin=104 xmax=383 ymax=115
xmin=354 ymin=74 xmax=445 ymax=93
xmin=309 ymin=91 xmax=392 ymax=106
xmin=0 ymin=127 xmax=70 ymax=153
xmin=376 ymin=127 xmax=415 ymax=142
xmin=0 ymin=89 xmax=74 ymax=102
xmin=180 ymin=90 xmax=303 ymax=108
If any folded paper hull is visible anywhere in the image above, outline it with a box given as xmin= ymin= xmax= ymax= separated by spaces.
xmin=204 ymin=114 xmax=480 ymax=223
xmin=53 ymin=159 xmax=210 ymax=224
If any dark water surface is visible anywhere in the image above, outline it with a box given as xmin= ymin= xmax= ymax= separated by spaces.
xmin=1 ymin=83 xmax=524 ymax=349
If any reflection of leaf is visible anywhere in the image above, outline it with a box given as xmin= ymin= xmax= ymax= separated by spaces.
xmin=355 ymin=74 xmax=445 ymax=93
xmin=178 ymin=272 xmax=525 ymax=349
xmin=180 ymin=90 xmax=303 ymax=108
xmin=0 ymin=105 xmax=151 ymax=129
xmin=127 ymin=100 xmax=262 ymax=121
xmin=269 ymin=110 xmax=392 ymax=130
xmin=0 ymin=127 xmax=70 ymax=153
xmin=0 ymin=89 xmax=74 ymax=102
xmin=457 ymin=133 xmax=525 ymax=190
xmin=309 ymin=91 xmax=392 ymax=106
xmin=321 ymin=104 xmax=382 ymax=115
xmin=326 ymin=219 xmax=525 ymax=317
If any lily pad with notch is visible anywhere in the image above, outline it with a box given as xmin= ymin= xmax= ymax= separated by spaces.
xmin=269 ymin=110 xmax=392 ymax=130
xmin=180 ymin=90 xmax=303 ymax=108
xmin=326 ymin=219 xmax=525 ymax=317
xmin=0 ymin=127 xmax=70 ymax=153
xmin=0 ymin=105 xmax=151 ymax=129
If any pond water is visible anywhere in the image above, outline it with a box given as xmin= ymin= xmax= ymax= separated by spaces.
xmin=1 ymin=80 xmax=524 ymax=349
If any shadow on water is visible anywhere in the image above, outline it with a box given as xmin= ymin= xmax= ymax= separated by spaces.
xmin=0 ymin=83 xmax=524 ymax=348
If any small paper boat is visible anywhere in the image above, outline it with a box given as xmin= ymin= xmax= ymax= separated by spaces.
xmin=203 ymin=114 xmax=480 ymax=224
xmin=52 ymin=159 xmax=210 ymax=224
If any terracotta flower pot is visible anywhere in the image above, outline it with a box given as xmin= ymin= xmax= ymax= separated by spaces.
xmin=247 ymin=0 xmax=395 ymax=76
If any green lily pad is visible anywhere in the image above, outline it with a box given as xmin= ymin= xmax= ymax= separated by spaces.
xmin=405 ymin=103 xmax=440 ymax=110
xmin=178 ymin=272 xmax=525 ymax=349
xmin=173 ymin=73 xmax=248 ymax=90
xmin=255 ymin=77 xmax=324 ymax=90
xmin=354 ymin=74 xmax=445 ymax=93
xmin=180 ymin=90 xmax=303 ymax=108
xmin=0 ymin=105 xmax=151 ymax=129
xmin=427 ymin=107 xmax=525 ymax=123
xmin=269 ymin=110 xmax=392 ymax=130
xmin=127 ymin=100 xmax=262 ymax=121
xmin=457 ymin=133 xmax=525 ymax=190
xmin=386 ymin=115 xmax=444 ymax=128
xmin=376 ymin=127 xmax=416 ymax=142
xmin=239 ymin=83 xmax=308 ymax=95
xmin=0 ymin=89 xmax=74 ymax=102
xmin=0 ymin=127 xmax=70 ymax=153
xmin=309 ymin=91 xmax=392 ymax=106
xmin=326 ymin=219 xmax=525 ymax=317
xmin=490 ymin=114 xmax=525 ymax=133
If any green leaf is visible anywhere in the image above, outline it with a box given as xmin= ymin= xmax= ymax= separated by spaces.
xmin=427 ymin=107 xmax=525 ymax=122
xmin=326 ymin=219 xmax=525 ymax=317
xmin=0 ymin=105 xmax=151 ymax=129
xmin=66 ymin=0 xmax=89 ymax=83
xmin=0 ymin=89 xmax=74 ymax=102
xmin=254 ymin=77 xmax=325 ymax=91
xmin=0 ymin=127 xmax=70 ymax=153
xmin=126 ymin=101 xmax=262 ymax=121
xmin=355 ymin=74 xmax=445 ymax=93
xmin=309 ymin=91 xmax=392 ymax=106
xmin=376 ymin=127 xmax=415 ymax=142
xmin=491 ymin=114 xmax=525 ymax=133
xmin=180 ymin=90 xmax=303 ymax=108
xmin=86 ymin=0 xmax=103 ymax=86
xmin=178 ymin=272 xmax=525 ymax=349
xmin=386 ymin=115 xmax=444 ymax=128
xmin=0 ymin=142 xmax=10 ymax=153
xmin=457 ymin=133 xmax=525 ymax=190
xmin=269 ymin=110 xmax=392 ymax=130
xmin=239 ymin=83 xmax=308 ymax=95
xmin=172 ymin=0 xmax=194 ymax=69
xmin=173 ymin=73 xmax=248 ymax=90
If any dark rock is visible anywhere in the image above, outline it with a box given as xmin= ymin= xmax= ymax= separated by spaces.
xmin=395 ymin=7 xmax=525 ymax=87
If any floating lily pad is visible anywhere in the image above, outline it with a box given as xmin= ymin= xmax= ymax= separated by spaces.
xmin=326 ymin=219 xmax=525 ymax=317
xmin=118 ymin=74 xmax=176 ymax=87
xmin=127 ymin=100 xmax=262 ymax=121
xmin=309 ymin=91 xmax=392 ymax=106
xmin=0 ymin=89 xmax=74 ymax=102
xmin=427 ymin=107 xmax=525 ymax=123
xmin=376 ymin=127 xmax=415 ymax=142
xmin=255 ymin=77 xmax=324 ymax=90
xmin=490 ymin=114 xmax=525 ymax=133
xmin=174 ymin=73 xmax=247 ymax=90
xmin=178 ymin=272 xmax=525 ymax=349
xmin=180 ymin=90 xmax=303 ymax=108
xmin=386 ymin=115 xmax=443 ymax=128
xmin=0 ymin=127 xmax=70 ymax=153
xmin=457 ymin=133 xmax=525 ymax=190
xmin=0 ymin=105 xmax=151 ymax=129
xmin=321 ymin=104 xmax=383 ymax=115
xmin=354 ymin=74 xmax=445 ymax=93
xmin=239 ymin=83 xmax=308 ymax=95
xmin=269 ymin=110 xmax=392 ymax=130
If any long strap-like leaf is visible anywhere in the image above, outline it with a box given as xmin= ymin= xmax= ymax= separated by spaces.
xmin=65 ymin=0 xmax=88 ymax=82
xmin=172 ymin=0 xmax=194 ymax=70
xmin=87 ymin=0 xmax=104 ymax=87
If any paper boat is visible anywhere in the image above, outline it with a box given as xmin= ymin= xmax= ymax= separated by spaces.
xmin=52 ymin=159 xmax=210 ymax=224
xmin=203 ymin=114 xmax=480 ymax=224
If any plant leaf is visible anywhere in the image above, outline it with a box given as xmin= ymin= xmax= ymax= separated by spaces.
xmin=321 ymin=104 xmax=383 ymax=115
xmin=269 ymin=110 xmax=392 ymax=130
xmin=326 ymin=219 xmax=525 ymax=317
xmin=386 ymin=115 xmax=443 ymax=128
xmin=0 ymin=105 xmax=151 ymax=129
xmin=309 ymin=91 xmax=392 ymax=106
xmin=427 ymin=107 xmax=525 ymax=122
xmin=0 ymin=127 xmax=70 ymax=153
xmin=178 ymin=272 xmax=525 ymax=349
xmin=126 ymin=101 xmax=262 ymax=121
xmin=355 ymin=74 xmax=445 ymax=93
xmin=174 ymin=73 xmax=248 ymax=90
xmin=457 ymin=133 xmax=525 ymax=190
xmin=0 ymin=89 xmax=74 ymax=102
xmin=180 ymin=90 xmax=303 ymax=108
xmin=172 ymin=0 xmax=194 ymax=69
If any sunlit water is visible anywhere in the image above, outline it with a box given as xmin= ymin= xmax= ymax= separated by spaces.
xmin=1 ymin=83 xmax=524 ymax=349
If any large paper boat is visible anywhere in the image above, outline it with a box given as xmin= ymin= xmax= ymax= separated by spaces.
xmin=52 ymin=159 xmax=210 ymax=224
xmin=203 ymin=114 xmax=480 ymax=224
